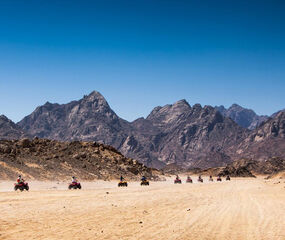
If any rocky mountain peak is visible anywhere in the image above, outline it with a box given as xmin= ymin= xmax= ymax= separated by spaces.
xmin=39 ymin=101 xmax=58 ymax=112
xmin=83 ymin=91 xmax=107 ymax=104
xmin=230 ymin=103 xmax=242 ymax=109
xmin=255 ymin=111 xmax=285 ymax=139
xmin=78 ymin=91 xmax=113 ymax=113
xmin=192 ymin=103 xmax=202 ymax=110
xmin=44 ymin=101 xmax=53 ymax=106
xmin=18 ymin=91 xmax=126 ymax=145
xmin=172 ymin=99 xmax=190 ymax=108
xmin=0 ymin=115 xmax=9 ymax=121
xmin=215 ymin=104 xmax=268 ymax=130
xmin=146 ymin=99 xmax=191 ymax=127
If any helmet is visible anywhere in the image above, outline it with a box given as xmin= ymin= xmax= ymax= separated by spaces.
xmin=72 ymin=176 xmax=75 ymax=179
xmin=18 ymin=175 xmax=21 ymax=178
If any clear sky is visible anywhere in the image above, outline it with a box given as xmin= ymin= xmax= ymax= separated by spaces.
xmin=0 ymin=0 xmax=284 ymax=122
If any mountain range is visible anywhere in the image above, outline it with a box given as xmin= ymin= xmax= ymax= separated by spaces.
xmin=1 ymin=91 xmax=284 ymax=169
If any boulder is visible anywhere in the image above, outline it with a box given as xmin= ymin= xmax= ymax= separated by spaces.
xmin=19 ymin=138 xmax=31 ymax=148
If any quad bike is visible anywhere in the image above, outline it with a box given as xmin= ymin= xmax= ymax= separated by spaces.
xmin=217 ymin=177 xmax=222 ymax=182
xmin=186 ymin=178 xmax=193 ymax=183
xmin=141 ymin=180 xmax=150 ymax=186
xmin=174 ymin=179 xmax=182 ymax=184
xmin=14 ymin=182 xmax=29 ymax=191
xmin=226 ymin=176 xmax=231 ymax=181
xmin=198 ymin=178 xmax=203 ymax=183
xmin=118 ymin=181 xmax=128 ymax=187
xmin=68 ymin=182 xmax=82 ymax=190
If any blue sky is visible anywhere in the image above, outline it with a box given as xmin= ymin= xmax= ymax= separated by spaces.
xmin=0 ymin=0 xmax=284 ymax=122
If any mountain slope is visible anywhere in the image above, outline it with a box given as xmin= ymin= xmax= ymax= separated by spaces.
xmin=235 ymin=111 xmax=285 ymax=160
xmin=202 ymin=157 xmax=285 ymax=177
xmin=18 ymin=91 xmax=130 ymax=147
xmin=122 ymin=102 xmax=248 ymax=168
xmin=0 ymin=138 xmax=157 ymax=180
xmin=216 ymin=104 xmax=268 ymax=130
xmin=0 ymin=115 xmax=27 ymax=140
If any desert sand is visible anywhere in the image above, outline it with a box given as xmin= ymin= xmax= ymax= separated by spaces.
xmin=0 ymin=177 xmax=284 ymax=240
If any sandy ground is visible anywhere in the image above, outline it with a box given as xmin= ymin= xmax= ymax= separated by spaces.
xmin=0 ymin=176 xmax=285 ymax=240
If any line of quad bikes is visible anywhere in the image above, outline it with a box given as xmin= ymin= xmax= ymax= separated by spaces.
xmin=13 ymin=175 xmax=230 ymax=191
xmin=174 ymin=175 xmax=230 ymax=184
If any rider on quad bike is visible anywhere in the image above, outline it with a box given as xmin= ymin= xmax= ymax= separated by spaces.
xmin=174 ymin=175 xmax=182 ymax=184
xmin=198 ymin=175 xmax=203 ymax=182
xmin=141 ymin=175 xmax=149 ymax=185
xmin=141 ymin=176 xmax=147 ymax=182
xmin=15 ymin=175 xmax=29 ymax=191
xmin=186 ymin=175 xmax=193 ymax=183
xmin=68 ymin=176 xmax=81 ymax=189
xmin=72 ymin=176 xmax=78 ymax=183
xmin=118 ymin=175 xmax=128 ymax=187
xmin=17 ymin=175 xmax=24 ymax=184
xmin=209 ymin=175 xmax=213 ymax=181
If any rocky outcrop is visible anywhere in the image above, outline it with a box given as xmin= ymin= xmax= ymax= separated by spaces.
xmin=0 ymin=115 xmax=27 ymax=140
xmin=235 ymin=111 xmax=285 ymax=161
xmin=0 ymin=138 xmax=158 ymax=180
xmin=271 ymin=108 xmax=285 ymax=118
xmin=216 ymin=104 xmax=268 ymax=130
xmin=218 ymin=157 xmax=285 ymax=177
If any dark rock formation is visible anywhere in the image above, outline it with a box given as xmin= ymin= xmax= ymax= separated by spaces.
xmin=127 ymin=102 xmax=248 ymax=169
xmin=215 ymin=104 xmax=268 ymax=130
xmin=18 ymin=91 xmax=129 ymax=146
xmin=0 ymin=138 xmax=158 ymax=180
xmin=235 ymin=111 xmax=285 ymax=161
xmin=0 ymin=115 xmax=27 ymax=140
xmin=218 ymin=157 xmax=285 ymax=177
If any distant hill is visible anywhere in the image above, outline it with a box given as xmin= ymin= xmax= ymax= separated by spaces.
xmin=200 ymin=157 xmax=285 ymax=177
xmin=215 ymin=104 xmax=268 ymax=130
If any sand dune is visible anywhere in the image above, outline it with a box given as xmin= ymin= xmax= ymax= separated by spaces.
xmin=0 ymin=177 xmax=284 ymax=240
